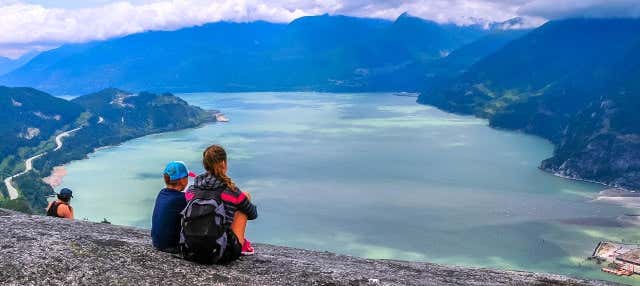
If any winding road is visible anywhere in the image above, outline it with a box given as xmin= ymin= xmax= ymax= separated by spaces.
xmin=54 ymin=127 xmax=82 ymax=151
xmin=3 ymin=127 xmax=83 ymax=200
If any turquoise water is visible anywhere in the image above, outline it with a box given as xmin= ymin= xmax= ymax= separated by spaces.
xmin=60 ymin=92 xmax=640 ymax=283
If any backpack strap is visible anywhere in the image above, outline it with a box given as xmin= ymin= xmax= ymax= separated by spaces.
xmin=46 ymin=201 xmax=60 ymax=217
xmin=191 ymin=187 xmax=226 ymax=200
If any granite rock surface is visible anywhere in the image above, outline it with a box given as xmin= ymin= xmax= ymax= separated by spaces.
xmin=0 ymin=209 xmax=620 ymax=286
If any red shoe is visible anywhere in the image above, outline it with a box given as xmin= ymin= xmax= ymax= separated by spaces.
xmin=241 ymin=238 xmax=255 ymax=256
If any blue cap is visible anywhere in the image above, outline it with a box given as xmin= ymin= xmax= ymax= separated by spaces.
xmin=163 ymin=161 xmax=190 ymax=181
xmin=59 ymin=188 xmax=73 ymax=198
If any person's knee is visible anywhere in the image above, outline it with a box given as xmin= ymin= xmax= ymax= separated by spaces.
xmin=233 ymin=210 xmax=248 ymax=220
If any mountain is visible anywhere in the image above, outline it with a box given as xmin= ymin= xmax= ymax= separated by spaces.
xmin=72 ymin=88 xmax=212 ymax=132
xmin=423 ymin=29 xmax=531 ymax=88
xmin=0 ymin=86 xmax=215 ymax=212
xmin=0 ymin=51 xmax=39 ymax=76
xmin=419 ymin=18 xmax=640 ymax=189
xmin=540 ymin=43 xmax=640 ymax=189
xmin=36 ymin=88 xmax=214 ymax=180
xmin=0 ymin=14 xmax=495 ymax=94
xmin=0 ymin=86 xmax=84 ymax=165
xmin=0 ymin=57 xmax=15 ymax=75
xmin=379 ymin=12 xmax=485 ymax=62
xmin=0 ymin=22 xmax=284 ymax=94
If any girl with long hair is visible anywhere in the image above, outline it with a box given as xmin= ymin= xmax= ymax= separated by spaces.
xmin=185 ymin=144 xmax=257 ymax=262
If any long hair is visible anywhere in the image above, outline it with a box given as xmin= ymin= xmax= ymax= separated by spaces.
xmin=203 ymin=144 xmax=237 ymax=191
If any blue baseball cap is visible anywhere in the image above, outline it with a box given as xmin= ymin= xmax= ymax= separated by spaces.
xmin=163 ymin=161 xmax=194 ymax=181
xmin=59 ymin=188 xmax=73 ymax=198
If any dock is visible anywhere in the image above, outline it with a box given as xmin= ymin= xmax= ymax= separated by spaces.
xmin=592 ymin=241 xmax=640 ymax=276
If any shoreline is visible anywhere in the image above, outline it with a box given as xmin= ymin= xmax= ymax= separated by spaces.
xmin=418 ymin=98 xmax=637 ymax=194
xmin=541 ymin=167 xmax=640 ymax=212
xmin=40 ymin=117 xmax=219 ymax=190
xmin=594 ymin=188 xmax=640 ymax=212
xmin=544 ymin=167 xmax=636 ymax=192
xmin=42 ymin=166 xmax=67 ymax=188
xmin=40 ymin=129 xmax=84 ymax=189
xmin=540 ymin=167 xmax=640 ymax=214
xmin=41 ymin=143 xmax=120 ymax=190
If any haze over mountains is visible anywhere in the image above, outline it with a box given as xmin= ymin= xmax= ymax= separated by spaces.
xmin=0 ymin=13 xmax=526 ymax=94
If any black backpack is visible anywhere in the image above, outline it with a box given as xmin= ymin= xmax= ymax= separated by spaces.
xmin=179 ymin=190 xmax=228 ymax=264
xmin=46 ymin=201 xmax=62 ymax=218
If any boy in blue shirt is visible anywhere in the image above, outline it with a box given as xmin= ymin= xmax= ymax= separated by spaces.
xmin=151 ymin=161 xmax=195 ymax=253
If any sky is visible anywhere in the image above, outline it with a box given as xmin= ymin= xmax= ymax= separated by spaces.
xmin=0 ymin=0 xmax=639 ymax=58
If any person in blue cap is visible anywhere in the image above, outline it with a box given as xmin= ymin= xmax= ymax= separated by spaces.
xmin=151 ymin=161 xmax=195 ymax=253
xmin=46 ymin=188 xmax=74 ymax=219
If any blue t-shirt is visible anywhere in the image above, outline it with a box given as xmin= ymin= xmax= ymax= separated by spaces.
xmin=151 ymin=188 xmax=187 ymax=250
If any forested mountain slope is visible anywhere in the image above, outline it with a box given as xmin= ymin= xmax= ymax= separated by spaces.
xmin=419 ymin=18 xmax=640 ymax=189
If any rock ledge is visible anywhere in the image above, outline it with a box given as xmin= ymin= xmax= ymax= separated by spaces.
xmin=0 ymin=209 xmax=618 ymax=285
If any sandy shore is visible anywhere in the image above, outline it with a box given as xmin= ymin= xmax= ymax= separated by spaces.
xmin=591 ymin=188 xmax=640 ymax=227
xmin=595 ymin=188 xmax=640 ymax=208
xmin=43 ymin=166 xmax=68 ymax=188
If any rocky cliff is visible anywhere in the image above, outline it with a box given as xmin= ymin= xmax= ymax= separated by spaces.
xmin=0 ymin=209 xmax=619 ymax=286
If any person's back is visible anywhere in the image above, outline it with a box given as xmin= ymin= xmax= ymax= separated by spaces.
xmin=46 ymin=188 xmax=74 ymax=219
xmin=151 ymin=188 xmax=186 ymax=251
xmin=151 ymin=161 xmax=193 ymax=252
xmin=184 ymin=144 xmax=258 ymax=263
xmin=186 ymin=175 xmax=257 ymax=230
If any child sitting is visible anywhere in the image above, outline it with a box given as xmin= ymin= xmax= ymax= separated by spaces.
xmin=151 ymin=161 xmax=194 ymax=253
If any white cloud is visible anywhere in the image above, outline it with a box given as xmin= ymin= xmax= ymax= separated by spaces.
xmin=0 ymin=1 xmax=308 ymax=46
xmin=0 ymin=0 xmax=322 ymax=57
xmin=0 ymin=0 xmax=638 ymax=58
xmin=0 ymin=0 xmax=524 ymax=57
xmin=519 ymin=0 xmax=640 ymax=19
xmin=337 ymin=0 xmax=524 ymax=26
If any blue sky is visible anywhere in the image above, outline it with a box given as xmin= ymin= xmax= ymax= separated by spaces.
xmin=0 ymin=0 xmax=639 ymax=58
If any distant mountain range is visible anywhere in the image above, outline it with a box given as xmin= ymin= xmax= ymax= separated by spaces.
xmin=0 ymin=86 xmax=214 ymax=212
xmin=419 ymin=18 xmax=640 ymax=190
xmin=0 ymin=52 xmax=39 ymax=76
xmin=0 ymin=14 xmax=526 ymax=94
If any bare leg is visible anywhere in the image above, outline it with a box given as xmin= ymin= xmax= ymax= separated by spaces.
xmin=230 ymin=211 xmax=248 ymax=245
xmin=230 ymin=191 xmax=251 ymax=245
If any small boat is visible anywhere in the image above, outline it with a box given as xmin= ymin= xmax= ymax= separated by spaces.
xmin=215 ymin=113 xmax=229 ymax=122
